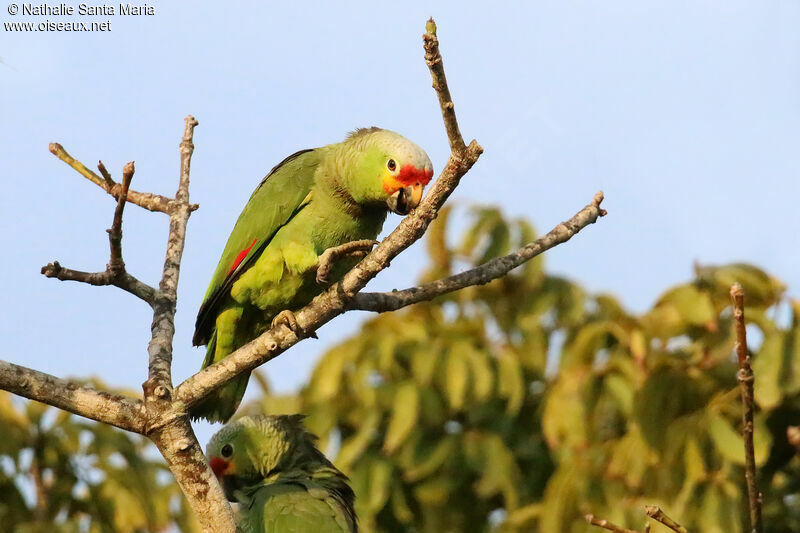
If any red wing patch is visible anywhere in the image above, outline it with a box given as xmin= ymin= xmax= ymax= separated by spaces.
xmin=228 ymin=238 xmax=258 ymax=275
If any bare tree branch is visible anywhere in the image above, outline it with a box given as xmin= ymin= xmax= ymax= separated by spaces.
xmin=730 ymin=283 xmax=764 ymax=533
xmin=424 ymin=17 xmax=465 ymax=153
xmin=107 ymin=161 xmax=134 ymax=275
xmin=0 ymin=360 xmax=145 ymax=432
xmin=352 ymin=192 xmax=606 ymax=313
xmin=144 ymin=115 xmax=198 ymax=393
xmin=132 ymin=116 xmax=237 ymax=533
xmin=97 ymin=159 xmax=114 ymax=185
xmin=644 ymin=506 xmax=688 ymax=533
xmin=49 ymin=142 xmax=198 ymax=214
xmin=40 ymin=261 xmax=157 ymax=304
xmin=41 ymin=157 xmax=158 ymax=306
xmin=584 ymin=513 xmax=642 ymax=533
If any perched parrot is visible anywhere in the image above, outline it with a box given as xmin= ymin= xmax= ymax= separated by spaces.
xmin=192 ymin=128 xmax=434 ymax=422
xmin=207 ymin=414 xmax=357 ymax=532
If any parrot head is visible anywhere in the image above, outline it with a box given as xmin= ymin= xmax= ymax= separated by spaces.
xmin=206 ymin=414 xmax=335 ymax=500
xmin=341 ymin=127 xmax=434 ymax=215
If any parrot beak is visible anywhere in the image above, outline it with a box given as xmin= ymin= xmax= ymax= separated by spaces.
xmin=387 ymin=183 xmax=424 ymax=215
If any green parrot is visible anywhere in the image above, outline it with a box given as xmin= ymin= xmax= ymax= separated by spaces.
xmin=192 ymin=128 xmax=434 ymax=422
xmin=207 ymin=414 xmax=357 ymax=532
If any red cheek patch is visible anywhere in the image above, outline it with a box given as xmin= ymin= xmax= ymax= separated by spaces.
xmin=397 ymin=165 xmax=434 ymax=186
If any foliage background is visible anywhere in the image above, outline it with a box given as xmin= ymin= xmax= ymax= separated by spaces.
xmin=2 ymin=209 xmax=797 ymax=532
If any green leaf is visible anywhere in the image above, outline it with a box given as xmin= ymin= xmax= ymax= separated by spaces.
xmin=497 ymin=352 xmax=525 ymax=414
xmin=462 ymin=343 xmax=494 ymax=403
xmin=753 ymin=331 xmax=785 ymax=409
xmin=366 ymin=459 xmax=393 ymax=513
xmin=337 ymin=411 xmax=380 ymax=471
xmin=444 ymin=347 xmax=470 ymax=411
xmin=403 ymin=434 xmax=457 ymax=482
xmin=644 ymin=284 xmax=715 ymax=338
xmin=383 ymin=381 xmax=420 ymax=454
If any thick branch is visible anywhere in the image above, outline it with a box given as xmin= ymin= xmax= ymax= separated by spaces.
xmin=730 ymin=284 xmax=763 ymax=533
xmin=49 ymin=143 xmax=198 ymax=214
xmin=584 ymin=513 xmax=642 ymax=533
xmin=0 ymin=360 xmax=145 ymax=432
xmin=352 ymin=192 xmax=606 ymax=313
xmin=644 ymin=506 xmax=688 ymax=533
xmin=137 ymin=116 xmax=236 ymax=533
xmin=144 ymin=116 xmax=198 ymax=392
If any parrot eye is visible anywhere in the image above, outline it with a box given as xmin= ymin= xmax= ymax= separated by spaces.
xmin=387 ymin=159 xmax=397 ymax=172
xmin=221 ymin=444 xmax=233 ymax=458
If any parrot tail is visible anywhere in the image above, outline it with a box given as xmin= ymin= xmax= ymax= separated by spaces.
xmin=189 ymin=334 xmax=251 ymax=423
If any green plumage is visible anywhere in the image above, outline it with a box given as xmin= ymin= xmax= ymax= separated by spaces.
xmin=207 ymin=415 xmax=357 ymax=533
xmin=192 ymin=129 xmax=433 ymax=422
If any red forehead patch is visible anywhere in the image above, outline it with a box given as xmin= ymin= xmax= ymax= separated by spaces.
xmin=397 ymin=164 xmax=434 ymax=187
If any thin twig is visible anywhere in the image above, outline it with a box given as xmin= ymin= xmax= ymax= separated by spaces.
xmin=41 ymin=260 xmax=157 ymax=305
xmin=107 ymin=161 xmax=134 ymax=275
xmin=43 ymin=155 xmax=159 ymax=305
xmin=97 ymin=160 xmax=114 ymax=185
xmin=423 ymin=17 xmax=465 ymax=154
xmin=0 ymin=360 xmax=145 ymax=433
xmin=49 ymin=143 xmax=198 ymax=214
xmin=352 ymin=192 xmax=605 ymax=312
xmin=730 ymin=283 xmax=763 ymax=533
xmin=584 ymin=513 xmax=642 ymax=533
xmin=644 ymin=506 xmax=688 ymax=533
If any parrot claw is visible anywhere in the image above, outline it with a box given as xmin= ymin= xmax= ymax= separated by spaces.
xmin=271 ymin=310 xmax=317 ymax=339
xmin=272 ymin=310 xmax=299 ymax=331
xmin=316 ymin=239 xmax=380 ymax=284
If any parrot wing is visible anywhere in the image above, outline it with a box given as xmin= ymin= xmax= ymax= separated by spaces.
xmin=193 ymin=148 xmax=319 ymax=346
xmin=241 ymin=483 xmax=355 ymax=533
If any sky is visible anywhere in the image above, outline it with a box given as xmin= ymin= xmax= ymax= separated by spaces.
xmin=1 ymin=1 xmax=798 ymax=445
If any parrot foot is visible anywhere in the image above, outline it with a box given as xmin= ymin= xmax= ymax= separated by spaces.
xmin=271 ymin=310 xmax=318 ymax=339
xmin=316 ymin=239 xmax=380 ymax=284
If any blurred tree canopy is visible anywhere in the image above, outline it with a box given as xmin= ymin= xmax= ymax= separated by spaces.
xmin=0 ymin=382 xmax=200 ymax=532
xmin=3 ymin=206 xmax=798 ymax=532
xmin=247 ymin=206 xmax=800 ymax=533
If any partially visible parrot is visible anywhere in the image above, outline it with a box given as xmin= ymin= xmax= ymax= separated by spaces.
xmin=207 ymin=415 xmax=357 ymax=533
xmin=192 ymin=128 xmax=434 ymax=422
